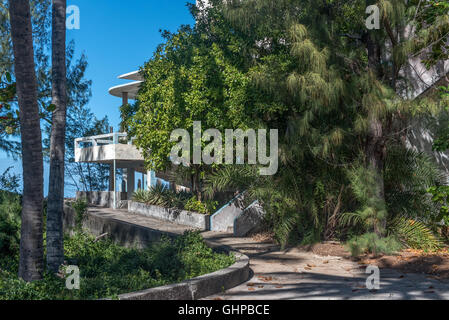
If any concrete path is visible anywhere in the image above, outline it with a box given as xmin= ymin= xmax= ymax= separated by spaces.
xmin=88 ymin=207 xmax=449 ymax=300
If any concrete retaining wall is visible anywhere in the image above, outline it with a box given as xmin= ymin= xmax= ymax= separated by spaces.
xmin=62 ymin=201 xmax=250 ymax=300
xmin=64 ymin=202 xmax=178 ymax=248
xmin=234 ymin=201 xmax=266 ymax=237
xmin=76 ymin=191 xmax=128 ymax=208
xmin=128 ymin=201 xmax=210 ymax=231
xmin=118 ymin=251 xmax=250 ymax=300
xmin=210 ymin=193 xmax=246 ymax=233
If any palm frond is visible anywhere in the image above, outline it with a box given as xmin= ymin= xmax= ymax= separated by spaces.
xmin=388 ymin=216 xmax=444 ymax=251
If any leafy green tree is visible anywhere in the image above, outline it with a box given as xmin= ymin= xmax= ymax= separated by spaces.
xmin=64 ymin=112 xmax=111 ymax=193
xmin=205 ymin=0 xmax=449 ymax=250
xmin=0 ymin=71 xmax=19 ymax=156
xmin=129 ymin=0 xmax=448 ymax=252
xmin=130 ymin=22 xmax=255 ymax=199
xmin=43 ymin=49 xmax=110 ymax=194
xmin=0 ymin=0 xmax=52 ymax=156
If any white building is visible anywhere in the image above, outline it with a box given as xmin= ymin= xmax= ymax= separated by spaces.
xmin=74 ymin=70 xmax=159 ymax=209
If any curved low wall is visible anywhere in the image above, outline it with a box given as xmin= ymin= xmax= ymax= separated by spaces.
xmin=210 ymin=193 xmax=246 ymax=233
xmin=128 ymin=201 xmax=210 ymax=231
xmin=63 ymin=202 xmax=250 ymax=300
xmin=64 ymin=203 xmax=178 ymax=248
xmin=76 ymin=191 xmax=128 ymax=209
xmin=234 ymin=201 xmax=266 ymax=237
xmin=118 ymin=251 xmax=249 ymax=300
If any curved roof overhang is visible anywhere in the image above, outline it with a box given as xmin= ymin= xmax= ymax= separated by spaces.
xmin=118 ymin=70 xmax=144 ymax=81
xmin=108 ymin=80 xmax=143 ymax=100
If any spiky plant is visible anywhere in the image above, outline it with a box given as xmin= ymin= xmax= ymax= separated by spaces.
xmin=384 ymin=146 xmax=446 ymax=221
xmin=132 ymin=185 xmax=192 ymax=210
xmin=388 ymin=216 xmax=443 ymax=252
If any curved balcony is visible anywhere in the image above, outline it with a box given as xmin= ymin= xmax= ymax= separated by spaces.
xmin=74 ymin=132 xmax=145 ymax=168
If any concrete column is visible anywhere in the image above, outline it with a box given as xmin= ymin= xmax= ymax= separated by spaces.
xmin=113 ymin=160 xmax=117 ymax=209
xmin=147 ymin=170 xmax=157 ymax=190
xmin=127 ymin=168 xmax=135 ymax=199
xmin=122 ymin=168 xmax=128 ymax=193
xmin=122 ymin=92 xmax=128 ymax=106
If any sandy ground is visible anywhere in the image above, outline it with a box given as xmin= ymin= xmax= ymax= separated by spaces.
xmin=88 ymin=207 xmax=449 ymax=300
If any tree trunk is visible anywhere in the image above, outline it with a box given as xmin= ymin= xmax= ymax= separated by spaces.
xmin=9 ymin=0 xmax=44 ymax=282
xmin=364 ymin=32 xmax=387 ymax=236
xmin=46 ymin=0 xmax=67 ymax=273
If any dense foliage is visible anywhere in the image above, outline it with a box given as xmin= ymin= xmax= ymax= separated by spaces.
xmin=0 ymin=231 xmax=234 ymax=300
xmin=132 ymin=185 xmax=217 ymax=215
xmin=0 ymin=187 xmax=234 ymax=299
xmin=128 ymin=0 xmax=449 ymax=255
xmin=0 ymin=190 xmax=21 ymax=261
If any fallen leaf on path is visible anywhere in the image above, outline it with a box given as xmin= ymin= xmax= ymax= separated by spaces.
xmin=322 ymin=260 xmax=329 ymax=264
xmin=248 ymin=288 xmax=256 ymax=291
xmin=247 ymin=283 xmax=255 ymax=287
xmin=264 ymin=276 xmax=273 ymax=281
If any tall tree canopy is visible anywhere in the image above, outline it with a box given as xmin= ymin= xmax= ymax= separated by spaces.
xmin=132 ymin=0 xmax=449 ymax=252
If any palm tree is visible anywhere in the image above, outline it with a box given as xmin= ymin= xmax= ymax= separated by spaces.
xmin=8 ymin=0 xmax=44 ymax=282
xmin=46 ymin=0 xmax=67 ymax=273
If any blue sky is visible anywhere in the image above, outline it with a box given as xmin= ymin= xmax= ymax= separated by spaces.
xmin=68 ymin=0 xmax=195 ymax=130
xmin=0 ymin=0 xmax=195 ymax=195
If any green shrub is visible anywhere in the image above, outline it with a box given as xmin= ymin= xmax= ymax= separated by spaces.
xmin=0 ymin=167 xmax=20 ymax=193
xmin=133 ymin=185 xmax=191 ymax=210
xmin=184 ymin=197 xmax=217 ymax=215
xmin=0 ymin=231 xmax=234 ymax=300
xmin=0 ymin=191 xmax=21 ymax=266
xmin=388 ymin=216 xmax=443 ymax=252
xmin=346 ymin=233 xmax=402 ymax=257
xmin=427 ymin=185 xmax=449 ymax=226
xmin=133 ymin=186 xmax=217 ymax=214
xmin=0 ymin=270 xmax=65 ymax=300
xmin=341 ymin=166 xmax=402 ymax=256
xmin=71 ymin=198 xmax=88 ymax=230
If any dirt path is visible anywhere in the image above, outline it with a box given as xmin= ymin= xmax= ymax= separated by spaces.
xmin=202 ymin=233 xmax=449 ymax=300
xmin=88 ymin=207 xmax=449 ymax=300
